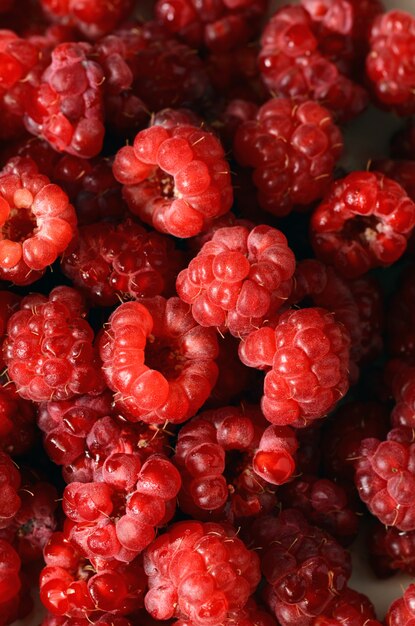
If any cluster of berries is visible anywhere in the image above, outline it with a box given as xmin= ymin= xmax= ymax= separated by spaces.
xmin=1 ymin=1 xmax=415 ymax=625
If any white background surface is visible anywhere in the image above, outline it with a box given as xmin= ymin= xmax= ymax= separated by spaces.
xmin=12 ymin=0 xmax=415 ymax=623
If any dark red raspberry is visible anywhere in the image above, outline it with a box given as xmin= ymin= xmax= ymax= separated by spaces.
xmin=296 ymin=425 xmax=322 ymax=475
xmin=355 ymin=426 xmax=415 ymax=530
xmin=143 ymin=520 xmax=261 ymax=624
xmin=311 ymin=171 xmax=415 ymax=279
xmin=42 ymin=614 xmax=134 ymax=626
xmin=372 ymin=159 xmax=415 ymax=204
xmin=173 ymin=598 xmax=277 ymax=626
xmin=4 ymin=286 xmax=104 ymax=402
xmin=369 ymin=521 xmax=415 ymax=578
xmin=256 ymin=509 xmax=351 ymax=626
xmin=155 ymin=0 xmax=268 ymax=52
xmin=23 ymin=42 xmax=105 ymax=158
xmin=347 ymin=274 xmax=384 ymax=363
xmin=0 ymin=383 xmax=36 ymax=456
xmin=175 ymin=406 xmax=297 ymax=518
xmin=100 ymin=298 xmax=218 ymax=425
xmin=177 ymin=225 xmax=295 ymax=337
xmin=218 ymin=99 xmax=259 ymax=148
xmin=0 ymin=452 xmax=21 ymax=529
xmin=388 ymin=360 xmax=415 ymax=429
xmin=0 ymin=540 xmax=21 ymax=619
xmin=62 ymin=218 xmax=183 ymax=306
xmin=279 ymin=475 xmax=359 ymax=546
xmin=39 ymin=0 xmax=134 ymax=39
xmin=63 ymin=450 xmax=181 ymax=561
xmin=113 ymin=124 xmax=232 ymax=238
xmin=386 ymin=583 xmax=415 ymax=626
xmin=40 ymin=532 xmax=146 ymax=618
xmin=233 ymin=98 xmax=343 ymax=217
xmin=240 ymin=307 xmax=351 ymax=428
xmin=387 ymin=267 xmax=415 ymax=358
xmin=322 ymin=401 xmax=390 ymax=480
xmin=258 ymin=5 xmax=368 ymax=122
xmin=314 ymin=587 xmax=381 ymax=626
xmin=366 ymin=11 xmax=415 ymax=115
xmin=0 ymin=0 xmax=13 ymax=12
xmin=0 ymin=156 xmax=77 ymax=285
xmin=206 ymin=46 xmax=267 ymax=104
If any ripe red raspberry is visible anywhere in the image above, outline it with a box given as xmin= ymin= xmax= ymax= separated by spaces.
xmin=218 ymin=99 xmax=259 ymax=148
xmin=143 ymin=520 xmax=261 ymax=624
xmin=176 ymin=225 xmax=296 ymax=337
xmin=0 ymin=156 xmax=77 ymax=285
xmin=175 ymin=406 xmax=297 ymax=518
xmin=155 ymin=0 xmax=268 ymax=52
xmin=39 ymin=0 xmax=134 ymax=39
xmin=366 ymin=11 xmax=415 ymax=115
xmin=100 ymin=298 xmax=218 ymax=425
xmin=174 ymin=598 xmax=277 ymax=626
xmin=311 ymin=171 xmax=415 ymax=279
xmin=42 ymin=615 xmax=134 ymax=626
xmin=386 ymin=583 xmax=415 ymax=626
xmin=388 ymin=360 xmax=415 ymax=429
xmin=40 ymin=532 xmax=146 ymax=618
xmin=0 ymin=452 xmax=21 ymax=529
xmin=113 ymin=124 xmax=232 ymax=238
xmin=314 ymin=587 xmax=381 ymax=626
xmin=0 ymin=291 xmax=20 ymax=364
xmin=372 ymin=159 xmax=415 ymax=204
xmin=62 ymin=218 xmax=183 ymax=306
xmin=23 ymin=42 xmax=105 ymax=158
xmin=63 ymin=451 xmax=181 ymax=561
xmin=0 ymin=383 xmax=36 ymax=456
xmin=233 ymin=98 xmax=343 ymax=217
xmin=279 ymin=475 xmax=359 ymax=546
xmin=258 ymin=6 xmax=368 ymax=122
xmin=240 ymin=307 xmax=351 ymax=428
xmin=4 ymin=286 xmax=104 ymax=402
xmin=0 ymin=30 xmax=39 ymax=92
xmin=387 ymin=268 xmax=415 ymax=358
xmin=257 ymin=509 xmax=351 ymax=626
xmin=369 ymin=521 xmax=415 ymax=578
xmin=322 ymin=401 xmax=389 ymax=480
xmin=355 ymin=426 xmax=415 ymax=530
xmin=0 ymin=540 xmax=21 ymax=614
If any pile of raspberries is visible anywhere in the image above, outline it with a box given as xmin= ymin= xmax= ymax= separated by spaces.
xmin=1 ymin=0 xmax=415 ymax=625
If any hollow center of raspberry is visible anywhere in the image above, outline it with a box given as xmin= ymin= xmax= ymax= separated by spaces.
xmin=150 ymin=169 xmax=175 ymax=199
xmin=2 ymin=208 xmax=37 ymax=242
xmin=342 ymin=215 xmax=381 ymax=245
xmin=145 ymin=337 xmax=185 ymax=379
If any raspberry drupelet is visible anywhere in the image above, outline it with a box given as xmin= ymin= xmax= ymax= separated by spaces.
xmin=113 ymin=124 xmax=233 ymax=238
xmin=23 ymin=42 xmax=105 ymax=158
xmin=233 ymin=98 xmax=343 ymax=217
xmin=154 ymin=0 xmax=268 ymax=52
xmin=39 ymin=0 xmax=134 ymax=40
xmin=143 ymin=520 xmax=261 ymax=624
xmin=355 ymin=426 xmax=415 ymax=530
xmin=258 ymin=5 xmax=368 ymax=122
xmin=366 ymin=11 xmax=415 ymax=115
xmin=3 ymin=286 xmax=104 ymax=402
xmin=100 ymin=297 xmax=219 ymax=425
xmin=386 ymin=583 xmax=415 ymax=626
xmin=40 ymin=532 xmax=146 ymax=618
xmin=314 ymin=587 xmax=381 ymax=626
xmin=61 ymin=218 xmax=183 ymax=306
xmin=0 ymin=156 xmax=77 ymax=285
xmin=239 ymin=307 xmax=351 ymax=428
xmin=176 ymin=225 xmax=296 ymax=337
xmin=311 ymin=171 xmax=415 ymax=279
xmin=256 ymin=509 xmax=351 ymax=626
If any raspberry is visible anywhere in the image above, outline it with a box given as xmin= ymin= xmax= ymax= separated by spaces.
xmin=3 ymin=286 xmax=104 ymax=402
xmin=369 ymin=522 xmax=415 ymax=578
xmin=0 ymin=30 xmax=39 ymax=92
xmin=240 ymin=307 xmax=351 ymax=428
xmin=207 ymin=335 xmax=256 ymax=407
xmin=42 ymin=615 xmax=134 ymax=626
xmin=233 ymin=98 xmax=343 ymax=217
xmin=322 ymin=401 xmax=389 ymax=480
xmin=388 ymin=360 xmax=415 ymax=429
xmin=207 ymin=46 xmax=267 ymax=105
xmin=23 ymin=42 xmax=105 ymax=158
xmin=0 ymin=156 xmax=77 ymax=285
xmin=279 ymin=474 xmax=359 ymax=546
xmin=155 ymin=0 xmax=268 ymax=52
xmin=0 ymin=291 xmax=20 ymax=362
xmin=0 ymin=540 xmax=21 ymax=612
xmin=0 ymin=452 xmax=21 ymax=529
xmin=113 ymin=124 xmax=233 ymax=238
xmin=355 ymin=426 xmax=415 ymax=530
xmin=62 ymin=218 xmax=183 ymax=306
xmin=175 ymin=406 xmax=297 ymax=517
xmin=143 ymin=520 xmax=261 ymax=624
xmin=258 ymin=5 xmax=368 ymax=122
xmin=314 ymin=587 xmax=381 ymax=626
xmin=100 ymin=298 xmax=219 ymax=425
xmin=174 ymin=598 xmax=277 ymax=626
xmin=0 ymin=383 xmax=36 ymax=456
xmin=387 ymin=268 xmax=415 ymax=358
xmin=311 ymin=171 xmax=415 ymax=279
xmin=40 ymin=532 xmax=146 ymax=618
xmin=257 ymin=509 xmax=351 ymax=626
xmin=366 ymin=11 xmax=415 ymax=115
xmin=347 ymin=275 xmax=384 ymax=363
xmin=218 ymin=99 xmax=259 ymax=148
xmin=63 ymin=450 xmax=181 ymax=561
xmin=39 ymin=0 xmax=134 ymax=39
xmin=386 ymin=583 xmax=415 ymax=626
xmin=176 ymin=225 xmax=296 ymax=337
xmin=372 ymin=159 xmax=415 ymax=204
